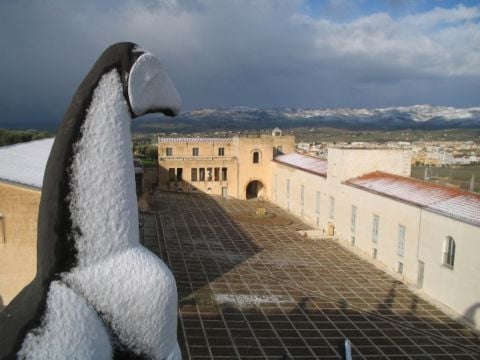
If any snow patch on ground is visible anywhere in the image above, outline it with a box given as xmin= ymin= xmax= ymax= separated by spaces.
xmin=18 ymin=281 xmax=112 ymax=360
xmin=214 ymin=294 xmax=293 ymax=306
xmin=0 ymin=138 xmax=53 ymax=189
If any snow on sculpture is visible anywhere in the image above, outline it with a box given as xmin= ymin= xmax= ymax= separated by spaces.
xmin=0 ymin=42 xmax=181 ymax=359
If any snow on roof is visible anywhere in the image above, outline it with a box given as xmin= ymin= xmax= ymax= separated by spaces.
xmin=346 ymin=171 xmax=480 ymax=227
xmin=274 ymin=153 xmax=328 ymax=177
xmin=158 ymin=137 xmax=233 ymax=143
xmin=0 ymin=138 xmax=54 ymax=189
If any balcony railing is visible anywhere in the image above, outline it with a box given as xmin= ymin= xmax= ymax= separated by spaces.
xmin=159 ymin=156 xmax=235 ymax=161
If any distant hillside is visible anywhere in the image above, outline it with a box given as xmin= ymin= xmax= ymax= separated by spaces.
xmin=132 ymin=105 xmax=480 ymax=134
xmin=2 ymin=105 xmax=479 ymax=135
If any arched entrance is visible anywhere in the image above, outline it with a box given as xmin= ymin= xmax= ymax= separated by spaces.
xmin=246 ymin=180 xmax=264 ymax=199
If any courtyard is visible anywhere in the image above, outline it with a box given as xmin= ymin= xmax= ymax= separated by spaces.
xmin=140 ymin=192 xmax=480 ymax=359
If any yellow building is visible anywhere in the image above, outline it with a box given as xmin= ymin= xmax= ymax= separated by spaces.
xmin=158 ymin=128 xmax=295 ymax=200
xmin=0 ymin=139 xmax=53 ymax=307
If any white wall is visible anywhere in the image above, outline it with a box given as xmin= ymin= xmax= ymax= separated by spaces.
xmin=418 ymin=211 xmax=480 ymax=327
xmin=270 ymin=148 xmax=480 ymax=329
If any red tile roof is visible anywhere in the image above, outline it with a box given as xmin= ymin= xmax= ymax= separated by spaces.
xmin=274 ymin=153 xmax=328 ymax=177
xmin=346 ymin=171 xmax=480 ymax=227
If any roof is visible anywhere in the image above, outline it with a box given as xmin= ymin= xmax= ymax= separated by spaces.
xmin=274 ymin=153 xmax=328 ymax=177
xmin=0 ymin=138 xmax=54 ymax=189
xmin=346 ymin=171 xmax=480 ymax=227
xmin=159 ymin=137 xmax=233 ymax=143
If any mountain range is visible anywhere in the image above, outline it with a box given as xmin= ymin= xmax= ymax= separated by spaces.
xmin=2 ymin=105 xmax=480 ymax=133
xmin=132 ymin=105 xmax=480 ymax=133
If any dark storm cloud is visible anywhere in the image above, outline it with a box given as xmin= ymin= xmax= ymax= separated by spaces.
xmin=0 ymin=0 xmax=479 ymax=124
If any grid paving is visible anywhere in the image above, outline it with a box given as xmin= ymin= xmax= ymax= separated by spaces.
xmin=140 ymin=192 xmax=480 ymax=359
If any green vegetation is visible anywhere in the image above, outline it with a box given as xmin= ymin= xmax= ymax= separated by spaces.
xmin=411 ymin=165 xmax=480 ymax=193
xmin=0 ymin=129 xmax=51 ymax=146
xmin=132 ymin=140 xmax=158 ymax=168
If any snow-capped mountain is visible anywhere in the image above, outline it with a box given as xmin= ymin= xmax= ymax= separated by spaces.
xmin=132 ymin=105 xmax=480 ymax=133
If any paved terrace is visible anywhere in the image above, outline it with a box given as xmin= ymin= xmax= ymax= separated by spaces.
xmin=140 ymin=192 xmax=480 ymax=359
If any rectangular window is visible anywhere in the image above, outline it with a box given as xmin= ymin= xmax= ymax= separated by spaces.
xmin=221 ymin=167 xmax=228 ymax=181
xmin=192 ymin=147 xmax=199 ymax=156
xmin=166 ymin=147 xmax=173 ymax=156
xmin=176 ymin=168 xmax=183 ymax=181
xmin=199 ymin=168 xmax=205 ymax=181
xmin=372 ymin=215 xmax=379 ymax=243
xmin=351 ymin=236 xmax=355 ymax=247
xmin=397 ymin=225 xmax=405 ymax=257
xmin=207 ymin=167 xmax=213 ymax=181
xmin=168 ymin=168 xmax=175 ymax=181
xmin=191 ymin=168 xmax=197 ymax=182
xmin=372 ymin=248 xmax=377 ymax=260
xmin=444 ymin=237 xmax=455 ymax=268
xmin=351 ymin=205 xmax=357 ymax=233
xmin=316 ymin=191 xmax=320 ymax=215
xmin=398 ymin=262 xmax=404 ymax=274
xmin=214 ymin=168 xmax=220 ymax=181
xmin=329 ymin=196 xmax=335 ymax=219
xmin=218 ymin=147 xmax=224 ymax=156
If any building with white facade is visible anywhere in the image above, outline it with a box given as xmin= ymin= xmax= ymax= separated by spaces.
xmin=270 ymin=147 xmax=480 ymax=330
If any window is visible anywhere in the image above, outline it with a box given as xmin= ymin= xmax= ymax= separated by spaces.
xmin=192 ymin=147 xmax=199 ymax=156
xmin=397 ymin=225 xmax=405 ymax=257
xmin=398 ymin=262 xmax=404 ymax=274
xmin=191 ymin=168 xmax=197 ymax=182
xmin=218 ymin=147 xmax=225 ymax=156
xmin=443 ymin=236 xmax=456 ymax=268
xmin=221 ymin=167 xmax=228 ymax=181
xmin=329 ymin=196 xmax=335 ymax=219
xmin=166 ymin=147 xmax=173 ymax=156
xmin=372 ymin=215 xmax=379 ymax=243
xmin=253 ymin=151 xmax=260 ymax=164
xmin=199 ymin=168 xmax=205 ymax=181
xmin=214 ymin=168 xmax=220 ymax=181
xmin=207 ymin=167 xmax=213 ymax=181
xmin=176 ymin=168 xmax=183 ymax=181
xmin=351 ymin=236 xmax=355 ymax=247
xmin=316 ymin=191 xmax=320 ymax=215
xmin=168 ymin=168 xmax=175 ymax=181
xmin=351 ymin=205 xmax=357 ymax=233
xmin=372 ymin=248 xmax=377 ymax=260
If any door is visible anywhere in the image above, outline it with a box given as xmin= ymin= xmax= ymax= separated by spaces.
xmin=221 ymin=186 xmax=228 ymax=199
xmin=417 ymin=261 xmax=425 ymax=289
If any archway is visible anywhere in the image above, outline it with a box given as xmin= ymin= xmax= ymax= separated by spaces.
xmin=246 ymin=180 xmax=264 ymax=199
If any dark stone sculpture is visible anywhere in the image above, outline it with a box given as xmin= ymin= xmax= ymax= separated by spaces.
xmin=0 ymin=42 xmax=181 ymax=359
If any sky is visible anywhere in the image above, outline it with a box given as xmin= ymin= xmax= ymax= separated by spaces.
xmin=0 ymin=0 xmax=479 ymax=124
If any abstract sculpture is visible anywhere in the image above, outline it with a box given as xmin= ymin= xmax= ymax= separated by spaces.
xmin=0 ymin=42 xmax=181 ymax=359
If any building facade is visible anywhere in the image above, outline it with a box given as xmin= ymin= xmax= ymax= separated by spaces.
xmin=158 ymin=129 xmax=295 ymax=200
xmin=270 ymin=147 xmax=480 ymax=329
